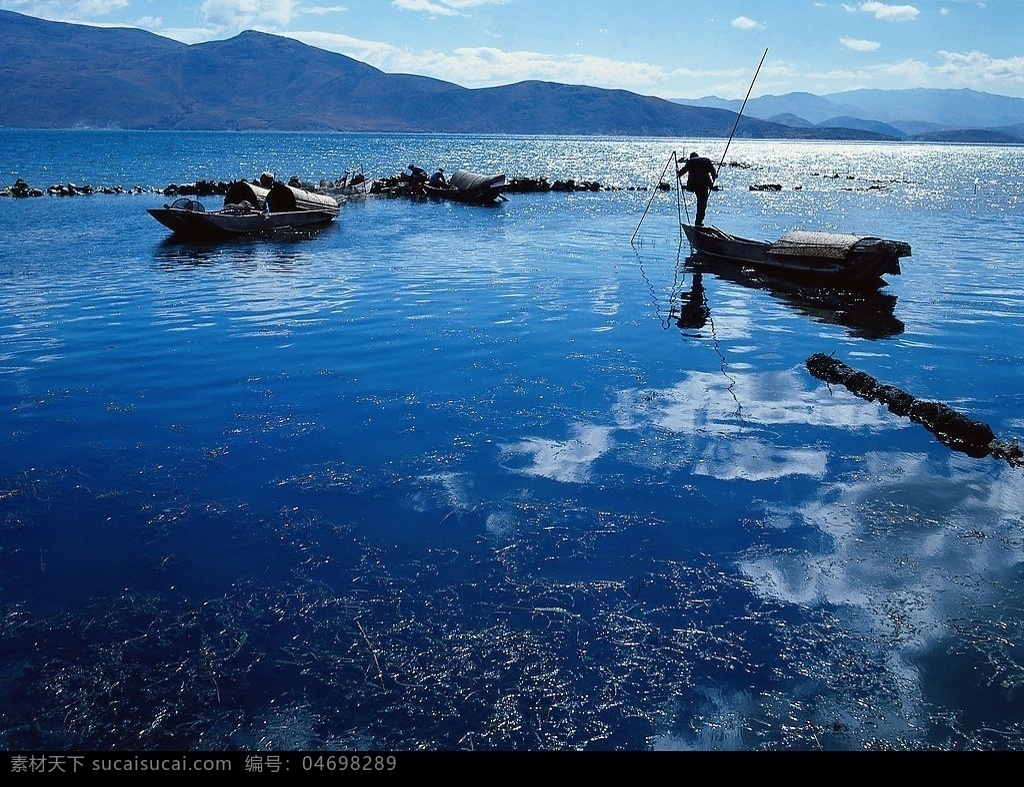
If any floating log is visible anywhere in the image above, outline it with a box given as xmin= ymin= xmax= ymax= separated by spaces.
xmin=806 ymin=352 xmax=1023 ymax=466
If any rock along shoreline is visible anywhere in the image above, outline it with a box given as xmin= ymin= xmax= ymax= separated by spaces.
xmin=2 ymin=172 xmax=650 ymax=200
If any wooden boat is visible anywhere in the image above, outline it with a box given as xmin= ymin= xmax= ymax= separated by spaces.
xmin=682 ymin=223 xmax=910 ymax=284
xmin=423 ymin=169 xmax=507 ymax=204
xmin=320 ymin=167 xmax=373 ymax=198
xmin=148 ymin=180 xmax=340 ymax=239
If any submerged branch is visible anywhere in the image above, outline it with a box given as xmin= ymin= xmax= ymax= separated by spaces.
xmin=806 ymin=353 xmax=1023 ymax=467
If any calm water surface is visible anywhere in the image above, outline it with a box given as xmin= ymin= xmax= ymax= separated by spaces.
xmin=1 ymin=131 xmax=1023 ymax=750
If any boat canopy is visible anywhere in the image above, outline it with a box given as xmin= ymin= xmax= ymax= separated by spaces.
xmin=768 ymin=231 xmax=879 ymax=260
xmin=224 ymin=181 xmax=270 ymax=209
xmin=267 ymin=182 xmax=340 ymax=214
xmin=448 ymin=170 xmax=506 ymax=192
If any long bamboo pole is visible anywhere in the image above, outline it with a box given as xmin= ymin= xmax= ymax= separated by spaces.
xmin=718 ymin=48 xmax=769 ymax=172
xmin=630 ymin=150 xmax=677 ymax=245
xmin=631 ymin=49 xmax=768 ymax=244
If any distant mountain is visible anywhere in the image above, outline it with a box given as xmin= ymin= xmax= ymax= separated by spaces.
xmin=908 ymin=128 xmax=1024 ymax=144
xmin=767 ymin=113 xmax=815 ymax=128
xmin=828 ymin=88 xmax=1024 ymax=128
xmin=675 ymin=88 xmax=1024 ymax=143
xmin=815 ymin=116 xmax=907 ymax=139
xmin=690 ymin=92 xmax=868 ymax=125
xmin=999 ymin=122 xmax=1024 ymax=137
xmin=0 ymin=10 xmax=896 ymax=139
xmin=4 ymin=10 xmax=1020 ymax=142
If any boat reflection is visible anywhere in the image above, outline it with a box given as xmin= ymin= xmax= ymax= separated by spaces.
xmin=677 ymin=251 xmax=905 ymax=340
xmin=153 ymin=222 xmax=334 ymax=271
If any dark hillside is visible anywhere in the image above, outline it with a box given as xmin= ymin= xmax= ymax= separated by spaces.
xmin=0 ymin=9 xmax=905 ymax=139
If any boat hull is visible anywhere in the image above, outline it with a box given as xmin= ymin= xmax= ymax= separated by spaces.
xmin=682 ymin=223 xmax=909 ymax=284
xmin=148 ymin=206 xmax=337 ymax=239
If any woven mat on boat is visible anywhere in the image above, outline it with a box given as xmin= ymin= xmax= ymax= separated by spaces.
xmin=767 ymin=231 xmax=870 ymax=259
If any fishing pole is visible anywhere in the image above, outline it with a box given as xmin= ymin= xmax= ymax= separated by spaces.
xmin=631 ymin=150 xmax=678 ymax=245
xmin=632 ymin=48 xmax=767 ymax=244
xmin=673 ymin=150 xmax=689 ymax=230
xmin=718 ymin=47 xmax=768 ymax=172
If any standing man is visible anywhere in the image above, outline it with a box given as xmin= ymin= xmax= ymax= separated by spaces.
xmin=677 ymin=151 xmax=718 ymax=226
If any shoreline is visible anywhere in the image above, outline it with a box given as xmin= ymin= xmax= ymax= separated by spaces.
xmin=1 ymin=174 xmax=649 ymax=200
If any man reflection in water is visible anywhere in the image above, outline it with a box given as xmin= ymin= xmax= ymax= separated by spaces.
xmin=677 ymin=151 xmax=718 ymax=226
xmin=675 ymin=272 xmax=709 ymax=331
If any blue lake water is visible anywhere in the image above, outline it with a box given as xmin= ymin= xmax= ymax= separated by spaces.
xmin=1 ymin=130 xmax=1023 ymax=750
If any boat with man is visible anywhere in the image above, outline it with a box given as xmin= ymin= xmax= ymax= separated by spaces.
xmin=423 ymin=169 xmax=508 ymax=205
xmin=682 ymin=223 xmax=911 ymax=285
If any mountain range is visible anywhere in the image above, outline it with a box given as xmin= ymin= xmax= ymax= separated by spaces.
xmin=2 ymin=9 xmax=1022 ymax=142
xmin=673 ymin=90 xmax=1024 ymax=142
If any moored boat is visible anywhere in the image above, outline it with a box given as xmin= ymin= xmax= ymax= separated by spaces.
xmin=320 ymin=167 xmax=373 ymax=198
xmin=423 ymin=169 xmax=507 ymax=204
xmin=682 ymin=223 xmax=910 ymax=284
xmin=148 ymin=178 xmax=340 ymax=239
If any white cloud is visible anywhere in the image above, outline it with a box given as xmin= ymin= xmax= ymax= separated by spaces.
xmin=503 ymin=424 xmax=614 ymax=484
xmin=936 ymin=50 xmax=1024 ymax=90
xmin=695 ymin=439 xmax=828 ymax=482
xmin=393 ymin=0 xmax=459 ymax=15
xmin=848 ymin=1 xmax=920 ymax=21
xmin=617 ymin=370 xmax=890 ymax=440
xmin=442 ymin=0 xmax=507 ymax=7
xmin=201 ymin=0 xmax=293 ymax=30
xmin=152 ymin=26 xmax=220 ymax=44
xmin=0 ymin=0 xmax=127 ymax=17
xmin=299 ymin=5 xmax=348 ymax=15
xmin=841 ymin=37 xmax=882 ymax=51
xmin=291 ymin=31 xmax=674 ymax=91
xmin=291 ymin=29 xmax=397 ymax=61
xmin=440 ymin=46 xmax=670 ymax=89
xmin=786 ymin=51 xmax=1024 ymax=97
xmin=743 ymin=54 xmax=1017 ymax=95
xmin=731 ymin=16 xmax=763 ymax=30
xmin=392 ymin=0 xmax=506 ymax=15
xmin=757 ymin=49 xmax=1022 ymax=95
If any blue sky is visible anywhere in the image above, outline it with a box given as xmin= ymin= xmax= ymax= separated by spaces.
xmin=4 ymin=0 xmax=1023 ymax=98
